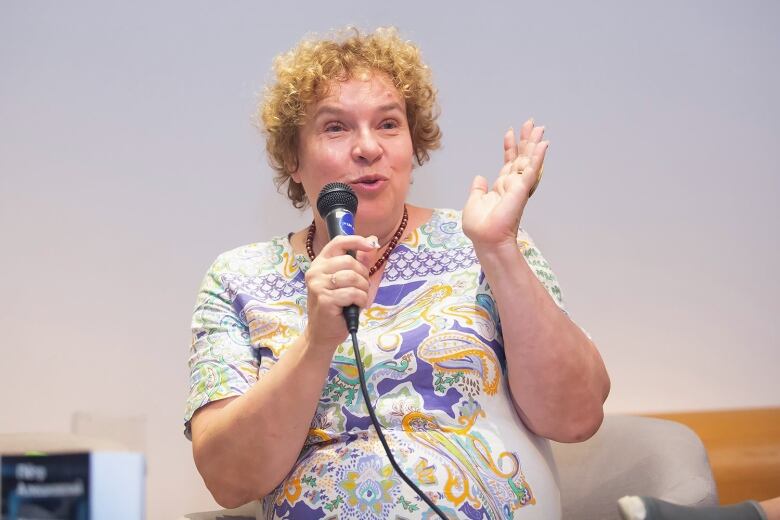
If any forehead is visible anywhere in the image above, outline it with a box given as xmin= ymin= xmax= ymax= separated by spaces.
xmin=313 ymin=72 xmax=404 ymax=110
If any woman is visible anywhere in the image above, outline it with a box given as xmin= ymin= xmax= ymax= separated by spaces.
xmin=185 ymin=27 xmax=610 ymax=519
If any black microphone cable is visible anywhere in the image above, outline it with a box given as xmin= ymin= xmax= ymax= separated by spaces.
xmin=348 ymin=330 xmax=448 ymax=520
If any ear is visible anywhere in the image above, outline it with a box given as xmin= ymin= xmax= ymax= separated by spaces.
xmin=284 ymin=155 xmax=301 ymax=183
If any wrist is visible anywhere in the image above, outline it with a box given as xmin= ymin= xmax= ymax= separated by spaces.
xmin=472 ymin=238 xmax=522 ymax=265
xmin=300 ymin=325 xmax=341 ymax=363
xmin=472 ymin=240 xmax=534 ymax=291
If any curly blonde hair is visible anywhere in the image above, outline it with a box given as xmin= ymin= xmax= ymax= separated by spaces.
xmin=259 ymin=27 xmax=442 ymax=208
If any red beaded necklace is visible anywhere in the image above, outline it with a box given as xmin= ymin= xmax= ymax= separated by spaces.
xmin=306 ymin=205 xmax=409 ymax=277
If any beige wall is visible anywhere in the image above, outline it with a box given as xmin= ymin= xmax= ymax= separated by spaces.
xmin=1 ymin=1 xmax=778 ymax=517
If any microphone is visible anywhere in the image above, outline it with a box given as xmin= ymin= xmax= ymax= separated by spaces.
xmin=316 ymin=182 xmax=360 ymax=333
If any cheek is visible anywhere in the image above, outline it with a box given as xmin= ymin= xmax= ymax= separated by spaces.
xmin=319 ymin=146 xmax=346 ymax=165
xmin=296 ymin=142 xmax=342 ymax=182
xmin=306 ymin=141 xmax=346 ymax=169
xmin=400 ymin=139 xmax=415 ymax=168
xmin=403 ymin=135 xmax=414 ymax=162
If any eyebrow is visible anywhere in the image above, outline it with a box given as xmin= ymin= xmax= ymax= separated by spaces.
xmin=312 ymin=102 xmax=406 ymax=119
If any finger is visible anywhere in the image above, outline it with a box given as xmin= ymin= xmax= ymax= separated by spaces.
xmin=503 ymin=127 xmax=517 ymax=163
xmin=516 ymin=118 xmax=534 ymax=157
xmin=524 ymin=141 xmax=549 ymax=193
xmin=307 ymin=269 xmax=370 ymax=302
xmin=310 ymin=254 xmax=371 ymax=280
xmin=467 ymin=175 xmax=489 ymax=204
xmin=354 ymin=248 xmax=375 ymax=269
xmin=504 ymin=170 xmax=531 ymax=200
xmin=511 ymin=155 xmax=531 ymax=174
xmin=498 ymin=157 xmax=514 ymax=177
xmin=318 ymin=234 xmax=380 ymax=259
xmin=530 ymin=163 xmax=545 ymax=197
xmin=530 ymin=140 xmax=549 ymax=170
xmin=523 ymin=139 xmax=538 ymax=167
xmin=324 ymin=287 xmax=369 ymax=309
xmin=331 ymin=269 xmax=370 ymax=292
xmin=529 ymin=125 xmax=545 ymax=144
xmin=470 ymin=175 xmax=489 ymax=193
xmin=526 ymin=138 xmax=549 ymax=178
xmin=519 ymin=118 xmax=534 ymax=142
xmin=493 ymin=174 xmax=512 ymax=196
xmin=508 ymin=140 xmax=546 ymax=192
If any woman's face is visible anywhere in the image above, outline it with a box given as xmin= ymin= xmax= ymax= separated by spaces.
xmin=292 ymin=72 xmax=414 ymax=229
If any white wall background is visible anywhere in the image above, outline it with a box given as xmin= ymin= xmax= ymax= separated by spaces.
xmin=1 ymin=1 xmax=778 ymax=517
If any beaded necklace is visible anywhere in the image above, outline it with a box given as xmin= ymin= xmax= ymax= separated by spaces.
xmin=306 ymin=205 xmax=409 ymax=277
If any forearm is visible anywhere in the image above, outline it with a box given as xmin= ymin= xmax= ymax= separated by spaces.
xmin=475 ymin=242 xmax=610 ymax=442
xmin=191 ymin=331 xmax=335 ymax=507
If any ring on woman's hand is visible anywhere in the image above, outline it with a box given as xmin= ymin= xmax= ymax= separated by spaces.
xmin=330 ymin=273 xmax=338 ymax=288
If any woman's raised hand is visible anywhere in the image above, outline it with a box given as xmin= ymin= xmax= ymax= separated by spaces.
xmin=303 ymin=235 xmax=378 ymax=352
xmin=463 ymin=118 xmax=548 ymax=250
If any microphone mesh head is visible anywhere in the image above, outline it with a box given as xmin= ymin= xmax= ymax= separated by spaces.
xmin=316 ymin=182 xmax=358 ymax=218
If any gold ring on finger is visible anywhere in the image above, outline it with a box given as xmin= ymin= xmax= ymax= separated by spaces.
xmin=513 ymin=158 xmax=529 ymax=175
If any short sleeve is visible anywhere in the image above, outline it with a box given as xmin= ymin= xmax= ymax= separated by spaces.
xmin=183 ymin=255 xmax=259 ymax=440
xmin=516 ymin=228 xmax=566 ymax=312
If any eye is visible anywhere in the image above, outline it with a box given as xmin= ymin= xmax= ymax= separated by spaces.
xmin=380 ymin=119 xmax=399 ymax=130
xmin=324 ymin=121 xmax=345 ymax=133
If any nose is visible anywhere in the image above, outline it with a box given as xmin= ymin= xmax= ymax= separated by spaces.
xmin=351 ymin=128 xmax=382 ymax=164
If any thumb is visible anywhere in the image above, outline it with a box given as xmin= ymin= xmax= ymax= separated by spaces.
xmin=355 ymin=235 xmax=380 ymax=268
xmin=466 ymin=175 xmax=488 ymax=207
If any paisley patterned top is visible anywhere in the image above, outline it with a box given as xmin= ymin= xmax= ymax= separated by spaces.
xmin=185 ymin=209 xmax=567 ymax=519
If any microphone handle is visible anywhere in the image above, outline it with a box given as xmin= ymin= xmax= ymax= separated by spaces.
xmin=324 ymin=209 xmax=360 ymax=333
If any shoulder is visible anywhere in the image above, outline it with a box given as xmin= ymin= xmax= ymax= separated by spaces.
xmin=207 ymin=236 xmax=293 ymax=278
xmin=194 ymin=235 xmax=305 ymax=313
xmin=412 ymin=208 xmax=473 ymax=249
xmin=430 ymin=207 xmax=461 ymax=224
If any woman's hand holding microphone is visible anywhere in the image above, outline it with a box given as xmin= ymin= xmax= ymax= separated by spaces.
xmin=302 ymin=235 xmax=379 ymax=354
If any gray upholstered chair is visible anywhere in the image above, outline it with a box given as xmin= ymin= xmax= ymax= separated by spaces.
xmin=181 ymin=415 xmax=718 ymax=519
xmin=551 ymin=415 xmax=718 ymax=520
